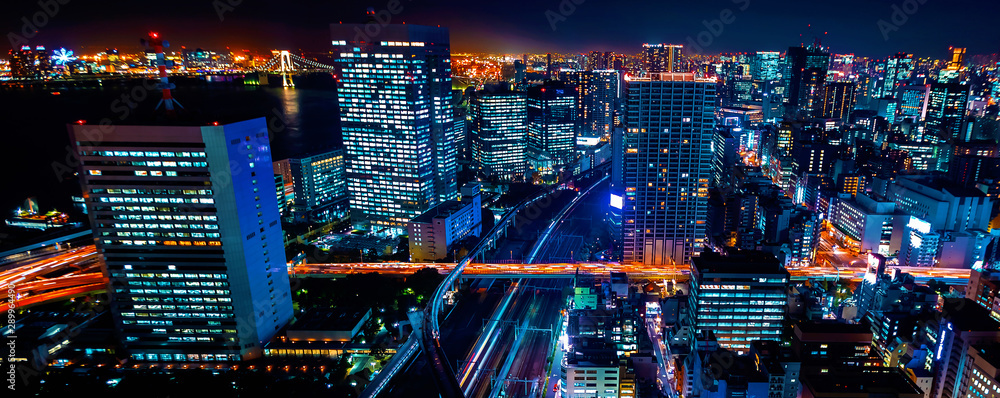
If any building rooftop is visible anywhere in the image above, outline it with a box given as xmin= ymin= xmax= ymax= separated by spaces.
xmin=801 ymin=368 xmax=923 ymax=397
xmin=899 ymin=175 xmax=986 ymax=198
xmin=693 ymin=251 xmax=788 ymax=275
xmin=288 ymin=308 xmax=370 ymax=332
xmin=794 ymin=321 xmax=873 ymax=342
xmin=410 ymin=198 xmax=475 ymax=224
xmin=944 ymin=298 xmax=1000 ymax=331
xmin=972 ymin=343 xmax=1000 ymax=371
xmin=565 ymin=336 xmax=620 ymax=367
xmin=629 ymin=72 xmax=716 ymax=83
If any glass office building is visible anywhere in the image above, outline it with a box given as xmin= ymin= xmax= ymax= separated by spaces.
xmin=69 ymin=118 xmax=294 ymax=362
xmin=689 ymin=252 xmax=789 ymax=355
xmin=527 ymin=81 xmax=577 ymax=163
xmin=332 ymin=21 xmax=458 ymax=232
xmin=926 ymin=83 xmax=970 ymax=141
xmin=274 ymin=149 xmax=347 ymax=223
xmin=468 ymin=89 xmax=527 ymax=181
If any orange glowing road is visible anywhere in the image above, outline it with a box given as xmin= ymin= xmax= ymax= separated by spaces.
xmin=293 ymin=262 xmax=971 ymax=283
xmin=0 ymin=243 xmax=974 ymax=309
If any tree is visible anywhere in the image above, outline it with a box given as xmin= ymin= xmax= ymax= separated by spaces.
xmin=369 ymin=341 xmax=388 ymax=360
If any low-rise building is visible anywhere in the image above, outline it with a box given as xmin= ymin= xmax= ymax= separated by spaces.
xmin=407 ymin=189 xmax=482 ymax=261
xmin=285 ymin=308 xmax=372 ymax=342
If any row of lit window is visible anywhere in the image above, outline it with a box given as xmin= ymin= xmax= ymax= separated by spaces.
xmin=127 ymin=289 xmax=230 ymax=296
xmin=105 ymin=206 xmax=217 ymax=214
xmin=711 ymin=329 xmax=782 ymax=334
xmin=97 ymin=160 xmax=207 ymax=168
xmin=94 ymin=188 xmax=213 ymax=196
xmin=132 ymin=305 xmax=232 ymax=312
xmin=88 ymin=150 xmax=206 ymax=158
xmin=105 ymin=232 xmax=221 ymax=240
xmin=99 ymin=196 xmax=213 ymax=204
xmin=121 ymin=312 xmax=232 ymax=318
xmin=108 ymin=214 xmax=214 ymax=222
xmin=128 ymin=281 xmax=228 ymax=288
xmin=131 ymin=296 xmax=231 ymax=304
xmin=130 ymin=353 xmax=239 ymax=362
xmin=102 ymin=239 xmax=221 ymax=247
xmin=123 ymin=273 xmax=225 ymax=279
xmin=110 ymin=223 xmax=216 ymax=231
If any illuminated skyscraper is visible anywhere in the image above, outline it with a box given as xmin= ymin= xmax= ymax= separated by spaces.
xmin=527 ymin=81 xmax=577 ymax=163
xmin=873 ymin=52 xmax=913 ymax=99
xmin=274 ymin=149 xmax=348 ymax=223
xmin=642 ymin=43 xmax=684 ymax=74
xmin=785 ymin=45 xmax=830 ymax=117
xmin=332 ymin=20 xmax=458 ymax=231
xmin=898 ymin=85 xmax=931 ymax=122
xmin=586 ymin=51 xmax=613 ymax=71
xmin=69 ymin=119 xmax=294 ymax=362
xmin=939 ymin=47 xmax=967 ymax=83
xmin=564 ymin=69 xmax=621 ymax=137
xmin=926 ymin=83 xmax=970 ymax=141
xmin=468 ymin=88 xmax=527 ymax=181
xmin=751 ymin=51 xmax=782 ymax=83
xmin=622 ymin=73 xmax=716 ymax=266
xmin=8 ymin=45 xmax=50 ymax=79
xmin=822 ymin=82 xmax=857 ymax=121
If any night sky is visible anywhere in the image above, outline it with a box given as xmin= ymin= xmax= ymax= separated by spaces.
xmin=4 ymin=0 xmax=998 ymax=58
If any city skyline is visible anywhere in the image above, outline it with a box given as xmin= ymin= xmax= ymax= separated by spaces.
xmin=3 ymin=2 xmax=1000 ymax=397
xmin=4 ymin=0 xmax=1000 ymax=57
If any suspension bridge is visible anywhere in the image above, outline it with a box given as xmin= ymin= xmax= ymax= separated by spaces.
xmin=248 ymin=50 xmax=337 ymax=87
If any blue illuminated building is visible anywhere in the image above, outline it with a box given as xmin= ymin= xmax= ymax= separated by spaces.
xmin=69 ymin=118 xmax=294 ymax=362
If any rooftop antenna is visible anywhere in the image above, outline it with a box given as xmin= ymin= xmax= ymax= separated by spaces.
xmin=140 ymin=31 xmax=183 ymax=113
xmin=804 ymin=24 xmax=826 ymax=50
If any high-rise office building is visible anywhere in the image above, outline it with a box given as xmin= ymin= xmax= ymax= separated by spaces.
xmin=874 ymin=52 xmax=913 ymax=99
xmin=642 ymin=43 xmax=683 ymax=74
xmin=689 ymin=251 xmax=789 ymax=355
xmin=938 ymin=47 xmax=967 ymax=84
xmin=527 ymin=81 xmax=577 ymax=163
xmin=8 ymin=45 xmax=50 ymax=79
xmin=586 ymin=51 xmax=612 ymax=71
xmin=332 ymin=19 xmax=458 ymax=231
xmin=513 ymin=60 xmax=526 ymax=83
xmin=898 ymin=85 xmax=931 ymax=122
xmin=273 ymin=149 xmax=348 ymax=223
xmin=68 ymin=118 xmax=294 ymax=362
xmin=274 ymin=173 xmax=288 ymax=215
xmin=468 ymin=88 xmax=527 ymax=181
xmin=822 ymin=81 xmax=857 ymax=121
xmin=948 ymin=47 xmax=966 ymax=70
xmin=926 ymin=82 xmax=970 ymax=141
xmin=751 ymin=51 xmax=782 ymax=83
xmin=785 ymin=45 xmax=830 ymax=117
xmin=565 ymin=69 xmax=621 ymax=137
xmin=622 ymin=73 xmax=715 ymax=266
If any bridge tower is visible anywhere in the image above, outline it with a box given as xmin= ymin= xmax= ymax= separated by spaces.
xmin=278 ymin=50 xmax=295 ymax=88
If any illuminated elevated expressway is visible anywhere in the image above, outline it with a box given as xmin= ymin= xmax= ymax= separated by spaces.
xmin=293 ymin=262 xmax=971 ymax=284
xmin=1 ymin=245 xmax=107 ymax=308
xmin=1 ymin=246 xmax=971 ymax=310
